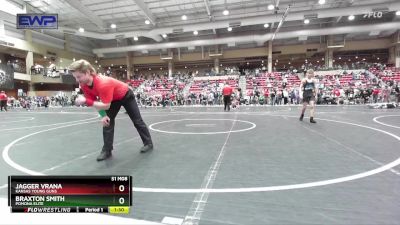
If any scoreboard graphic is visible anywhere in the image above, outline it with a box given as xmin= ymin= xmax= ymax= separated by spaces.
xmin=8 ymin=176 xmax=132 ymax=213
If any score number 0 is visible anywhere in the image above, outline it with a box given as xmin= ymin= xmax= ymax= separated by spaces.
xmin=117 ymin=184 xmax=127 ymax=205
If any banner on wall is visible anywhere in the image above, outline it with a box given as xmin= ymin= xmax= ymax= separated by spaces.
xmin=0 ymin=62 xmax=14 ymax=89
xmin=17 ymin=14 xmax=58 ymax=29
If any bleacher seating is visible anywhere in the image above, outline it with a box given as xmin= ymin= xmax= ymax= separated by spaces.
xmin=189 ymin=79 xmax=238 ymax=93
xmin=246 ymin=72 xmax=300 ymax=91
xmin=369 ymin=67 xmax=400 ymax=82
xmin=128 ymin=79 xmax=145 ymax=88
xmin=122 ymin=66 xmax=399 ymax=106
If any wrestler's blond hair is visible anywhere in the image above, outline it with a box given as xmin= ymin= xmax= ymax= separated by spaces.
xmin=69 ymin=59 xmax=96 ymax=74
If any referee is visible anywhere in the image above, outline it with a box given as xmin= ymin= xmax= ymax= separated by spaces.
xmin=222 ymin=82 xmax=233 ymax=111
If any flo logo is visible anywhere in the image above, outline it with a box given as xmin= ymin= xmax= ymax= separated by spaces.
xmin=17 ymin=14 xmax=58 ymax=29
xmin=363 ymin=11 xmax=385 ymax=19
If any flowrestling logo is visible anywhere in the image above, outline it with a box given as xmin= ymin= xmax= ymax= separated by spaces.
xmin=17 ymin=14 xmax=58 ymax=29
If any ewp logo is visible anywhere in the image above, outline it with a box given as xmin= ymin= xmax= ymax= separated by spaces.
xmin=17 ymin=14 xmax=58 ymax=29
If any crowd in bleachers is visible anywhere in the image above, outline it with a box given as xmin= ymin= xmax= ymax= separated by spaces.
xmin=305 ymin=66 xmax=399 ymax=105
xmin=125 ymin=64 xmax=399 ymax=107
xmin=186 ymin=78 xmax=238 ymax=105
xmin=3 ymin=93 xmax=75 ymax=111
xmin=128 ymin=73 xmax=191 ymax=107
xmin=1 ymin=62 xmax=399 ymax=110
xmin=297 ymin=61 xmax=376 ymax=72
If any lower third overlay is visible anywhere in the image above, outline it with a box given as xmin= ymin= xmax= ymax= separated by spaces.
xmin=8 ymin=175 xmax=132 ymax=214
